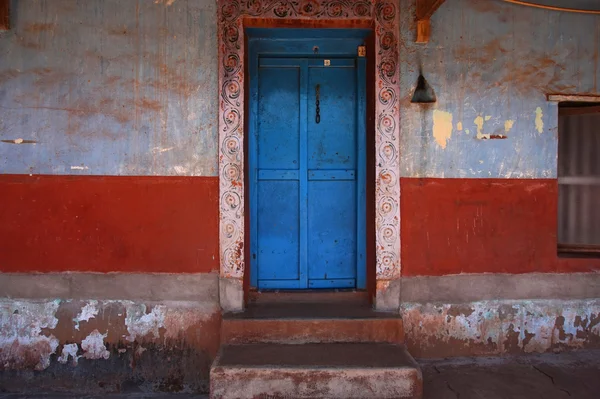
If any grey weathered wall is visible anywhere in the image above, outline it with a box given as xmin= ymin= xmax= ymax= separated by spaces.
xmin=2 ymin=0 xmax=599 ymax=178
xmin=399 ymin=0 xmax=600 ymax=178
xmin=0 ymin=0 xmax=217 ymax=176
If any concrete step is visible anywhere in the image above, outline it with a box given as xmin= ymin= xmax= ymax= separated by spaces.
xmin=222 ymin=302 xmax=404 ymax=344
xmin=249 ymin=290 xmax=369 ymax=305
xmin=210 ymin=343 xmax=422 ymax=399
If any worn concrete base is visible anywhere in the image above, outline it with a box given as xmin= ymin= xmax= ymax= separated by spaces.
xmin=0 ymin=272 xmax=220 ymax=302
xmin=210 ymin=343 xmax=422 ymax=399
xmin=218 ymin=277 xmax=243 ymax=312
xmin=400 ymin=272 xmax=600 ymax=303
xmin=0 ymin=291 xmax=221 ymax=394
xmin=0 ymin=344 xmax=214 ymax=394
xmin=375 ymin=278 xmax=402 ymax=312
xmin=402 ymin=299 xmax=600 ymax=357
xmin=3 ymin=350 xmax=600 ymax=398
xmin=222 ymin=302 xmax=404 ymax=344
xmin=0 ymin=299 xmax=221 ymax=394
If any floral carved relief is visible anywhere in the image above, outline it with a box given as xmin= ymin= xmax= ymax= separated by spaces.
xmin=218 ymin=0 xmax=401 ymax=281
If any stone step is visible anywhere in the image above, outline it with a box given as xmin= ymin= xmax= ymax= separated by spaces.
xmin=222 ymin=302 xmax=404 ymax=344
xmin=210 ymin=343 xmax=422 ymax=399
xmin=249 ymin=290 xmax=369 ymax=305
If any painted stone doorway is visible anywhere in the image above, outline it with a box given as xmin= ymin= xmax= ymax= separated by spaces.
xmin=217 ymin=0 xmax=401 ymax=310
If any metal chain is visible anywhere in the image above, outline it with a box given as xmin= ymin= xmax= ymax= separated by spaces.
xmin=315 ymin=84 xmax=320 ymax=124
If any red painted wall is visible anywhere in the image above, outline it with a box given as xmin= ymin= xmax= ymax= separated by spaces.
xmin=400 ymin=178 xmax=600 ymax=276
xmin=0 ymin=175 xmax=219 ymax=273
xmin=3 ymin=175 xmax=598 ymax=276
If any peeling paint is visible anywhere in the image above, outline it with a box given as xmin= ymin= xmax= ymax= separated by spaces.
xmin=0 ymin=300 xmax=60 ymax=370
xmin=504 ymin=120 xmax=515 ymax=133
xmin=70 ymin=166 xmax=89 ymax=171
xmin=81 ymin=329 xmax=110 ymax=360
xmin=124 ymin=304 xmax=165 ymax=342
xmin=535 ymin=107 xmax=544 ymax=133
xmin=173 ymin=166 xmax=188 ymax=175
xmin=155 ymin=0 xmax=176 ymax=6
xmin=58 ymin=343 xmax=80 ymax=365
xmin=0 ymin=298 xmax=220 ymax=371
xmin=0 ymin=286 xmax=221 ymax=392
xmin=433 ymin=110 xmax=453 ymax=149
xmin=151 ymin=146 xmax=174 ymax=154
xmin=402 ymin=299 xmax=600 ymax=358
xmin=474 ymin=115 xmax=490 ymax=140
xmin=456 ymin=122 xmax=463 ymax=131
xmin=74 ymin=300 xmax=98 ymax=330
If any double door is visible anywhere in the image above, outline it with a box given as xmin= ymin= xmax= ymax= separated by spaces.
xmin=250 ymin=54 xmax=366 ymax=290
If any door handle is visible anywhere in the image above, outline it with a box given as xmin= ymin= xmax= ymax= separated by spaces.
xmin=315 ymin=84 xmax=320 ymax=124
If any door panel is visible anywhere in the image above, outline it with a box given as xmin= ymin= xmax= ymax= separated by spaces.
xmin=257 ymin=180 xmax=300 ymax=281
xmin=307 ymin=63 xmax=358 ymax=287
xmin=308 ymin=180 xmax=357 ymax=284
xmin=258 ymin=67 xmax=300 ymax=170
xmin=251 ymin=53 xmax=365 ymax=290
xmin=307 ymin=63 xmax=357 ymax=170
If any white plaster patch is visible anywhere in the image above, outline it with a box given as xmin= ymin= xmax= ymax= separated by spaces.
xmin=70 ymin=165 xmax=89 ymax=170
xmin=124 ymin=304 xmax=166 ymax=342
xmin=0 ymin=300 xmax=60 ymax=371
xmin=81 ymin=330 xmax=110 ymax=360
xmin=122 ymin=302 xmax=217 ymax=342
xmin=74 ymin=300 xmax=99 ymax=330
xmin=58 ymin=343 xmax=80 ymax=365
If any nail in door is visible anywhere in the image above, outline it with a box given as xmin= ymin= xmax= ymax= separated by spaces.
xmin=250 ymin=57 xmax=366 ymax=290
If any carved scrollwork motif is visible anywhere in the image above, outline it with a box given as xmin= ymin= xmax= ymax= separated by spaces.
xmin=218 ymin=0 xmax=400 ymax=280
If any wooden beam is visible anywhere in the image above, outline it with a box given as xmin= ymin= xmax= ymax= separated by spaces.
xmin=548 ymin=94 xmax=600 ymax=103
xmin=0 ymin=0 xmax=9 ymax=31
xmin=415 ymin=0 xmax=446 ymax=43
xmin=502 ymin=0 xmax=600 ymax=15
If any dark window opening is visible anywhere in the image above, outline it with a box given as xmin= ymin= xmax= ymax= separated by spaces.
xmin=558 ymin=101 xmax=600 ymax=255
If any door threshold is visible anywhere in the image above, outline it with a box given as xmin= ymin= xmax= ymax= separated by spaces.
xmin=248 ymin=290 xmax=369 ymax=305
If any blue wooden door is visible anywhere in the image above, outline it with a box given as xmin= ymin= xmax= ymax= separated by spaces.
xmin=250 ymin=51 xmax=366 ymax=290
